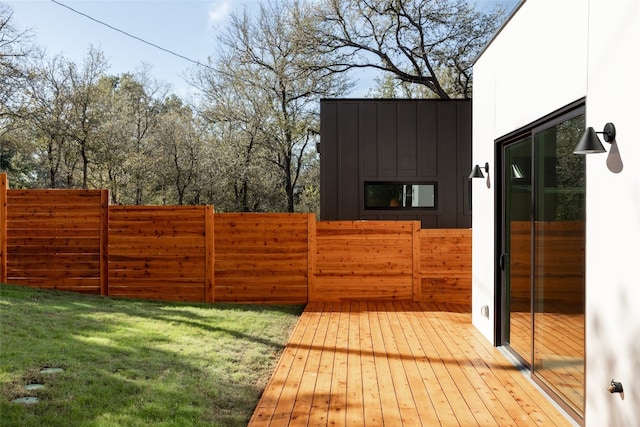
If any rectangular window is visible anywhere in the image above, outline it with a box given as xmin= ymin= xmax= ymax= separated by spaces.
xmin=365 ymin=182 xmax=437 ymax=209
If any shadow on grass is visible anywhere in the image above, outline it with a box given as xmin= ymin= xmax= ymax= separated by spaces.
xmin=0 ymin=284 xmax=304 ymax=427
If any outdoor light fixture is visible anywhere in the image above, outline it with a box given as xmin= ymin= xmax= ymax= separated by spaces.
xmin=469 ymin=162 xmax=489 ymax=179
xmin=573 ymin=122 xmax=617 ymax=154
xmin=511 ymin=164 xmax=524 ymax=179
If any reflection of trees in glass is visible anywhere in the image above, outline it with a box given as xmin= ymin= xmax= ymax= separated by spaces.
xmin=367 ymin=183 xmax=436 ymax=208
xmin=367 ymin=184 xmax=403 ymax=207
xmin=555 ymin=115 xmax=585 ymax=221
xmin=534 ymin=114 xmax=586 ymax=222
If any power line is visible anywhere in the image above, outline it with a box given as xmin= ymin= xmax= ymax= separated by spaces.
xmin=50 ymin=0 xmax=215 ymax=71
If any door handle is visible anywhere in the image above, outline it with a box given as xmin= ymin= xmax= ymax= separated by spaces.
xmin=499 ymin=253 xmax=508 ymax=271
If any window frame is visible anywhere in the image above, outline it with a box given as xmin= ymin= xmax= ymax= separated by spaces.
xmin=363 ymin=181 xmax=438 ymax=210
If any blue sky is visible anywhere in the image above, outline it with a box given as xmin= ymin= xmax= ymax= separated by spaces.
xmin=6 ymin=0 xmax=238 ymax=97
xmin=5 ymin=0 xmax=518 ymax=98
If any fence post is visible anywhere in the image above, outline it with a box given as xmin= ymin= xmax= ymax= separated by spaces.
xmin=204 ymin=205 xmax=215 ymax=303
xmin=0 ymin=173 xmax=7 ymax=284
xmin=307 ymin=213 xmax=316 ymax=303
xmin=412 ymin=221 xmax=421 ymax=302
xmin=100 ymin=190 xmax=109 ymax=296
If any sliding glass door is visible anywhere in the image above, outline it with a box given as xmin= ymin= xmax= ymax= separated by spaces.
xmin=504 ymin=137 xmax=532 ymax=365
xmin=532 ymin=116 xmax=585 ymax=415
xmin=501 ymin=108 xmax=585 ymax=420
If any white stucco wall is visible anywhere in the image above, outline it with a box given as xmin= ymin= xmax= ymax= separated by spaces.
xmin=582 ymin=1 xmax=640 ymax=425
xmin=472 ymin=0 xmax=640 ymax=425
xmin=472 ymin=0 xmax=590 ymax=340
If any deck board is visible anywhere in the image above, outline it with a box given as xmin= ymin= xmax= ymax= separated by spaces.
xmin=249 ymin=302 xmax=574 ymax=427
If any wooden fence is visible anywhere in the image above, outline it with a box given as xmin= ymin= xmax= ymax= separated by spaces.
xmin=419 ymin=228 xmax=472 ymax=306
xmin=1 ymin=187 xmax=108 ymax=294
xmin=510 ymin=220 xmax=585 ymax=313
xmin=214 ymin=213 xmax=311 ymax=304
xmin=108 ymin=206 xmax=215 ymax=302
xmin=312 ymin=221 xmax=419 ymax=302
xmin=0 ymin=174 xmax=472 ymax=307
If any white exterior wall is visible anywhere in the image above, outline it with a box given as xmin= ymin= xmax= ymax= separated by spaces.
xmin=471 ymin=0 xmax=590 ymax=341
xmin=472 ymin=0 xmax=640 ymax=425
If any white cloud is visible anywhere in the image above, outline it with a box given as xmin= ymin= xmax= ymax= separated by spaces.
xmin=208 ymin=2 xmax=232 ymax=23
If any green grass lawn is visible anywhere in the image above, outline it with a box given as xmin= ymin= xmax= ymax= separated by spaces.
xmin=0 ymin=284 xmax=304 ymax=427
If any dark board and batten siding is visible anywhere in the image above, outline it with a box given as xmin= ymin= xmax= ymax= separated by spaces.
xmin=320 ymin=99 xmax=472 ymax=228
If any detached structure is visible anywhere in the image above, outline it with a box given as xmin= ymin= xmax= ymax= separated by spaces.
xmin=471 ymin=1 xmax=640 ymax=425
xmin=319 ymin=99 xmax=471 ymax=228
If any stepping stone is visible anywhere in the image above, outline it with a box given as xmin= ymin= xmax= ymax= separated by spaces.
xmin=40 ymin=368 xmax=63 ymax=374
xmin=11 ymin=397 xmax=39 ymax=404
xmin=25 ymin=384 xmax=45 ymax=391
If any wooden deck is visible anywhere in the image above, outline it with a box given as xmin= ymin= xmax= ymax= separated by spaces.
xmin=249 ymin=302 xmax=573 ymax=426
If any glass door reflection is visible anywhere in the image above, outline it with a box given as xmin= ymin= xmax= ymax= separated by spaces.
xmin=533 ymin=117 xmax=585 ymax=416
xmin=504 ymin=137 xmax=532 ymax=366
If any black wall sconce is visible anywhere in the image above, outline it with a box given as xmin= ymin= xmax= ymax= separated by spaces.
xmin=469 ymin=162 xmax=489 ymax=179
xmin=573 ymin=122 xmax=616 ymax=154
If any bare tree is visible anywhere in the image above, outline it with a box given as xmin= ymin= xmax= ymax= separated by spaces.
xmin=17 ymin=53 xmax=77 ymax=188
xmin=91 ymin=69 xmax=168 ymax=204
xmin=195 ymin=39 xmax=302 ymax=212
xmin=0 ymin=3 xmax=35 ymax=117
xmin=153 ymin=96 xmax=204 ymax=205
xmin=64 ymin=47 xmax=109 ymax=188
xmin=0 ymin=3 xmax=37 ymax=175
xmin=307 ymin=0 xmax=506 ymax=99
xmin=195 ymin=0 xmax=351 ymax=212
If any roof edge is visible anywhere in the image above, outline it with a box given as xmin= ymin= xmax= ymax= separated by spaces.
xmin=473 ymin=0 xmax=527 ymax=65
